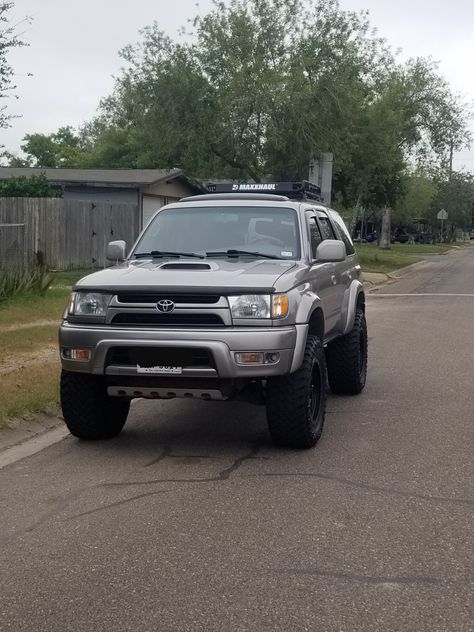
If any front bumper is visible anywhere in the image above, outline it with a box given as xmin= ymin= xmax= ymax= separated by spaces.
xmin=59 ymin=322 xmax=308 ymax=379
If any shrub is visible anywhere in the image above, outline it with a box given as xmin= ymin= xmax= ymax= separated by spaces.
xmin=0 ymin=174 xmax=63 ymax=198
xmin=0 ymin=266 xmax=53 ymax=302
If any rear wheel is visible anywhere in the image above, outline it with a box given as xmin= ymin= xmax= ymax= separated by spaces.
xmin=60 ymin=370 xmax=130 ymax=440
xmin=326 ymin=308 xmax=368 ymax=395
xmin=266 ymin=335 xmax=326 ymax=449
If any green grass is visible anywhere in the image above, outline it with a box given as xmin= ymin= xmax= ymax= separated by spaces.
xmin=0 ymin=326 xmax=58 ymax=361
xmin=0 ymin=361 xmax=60 ymax=426
xmin=0 ymin=268 xmax=95 ymax=426
xmin=355 ymin=242 xmax=462 ymax=274
xmin=0 ymin=269 xmax=95 ymax=326
xmin=355 ymin=245 xmax=421 ymax=273
xmin=380 ymin=243 xmax=454 ymax=255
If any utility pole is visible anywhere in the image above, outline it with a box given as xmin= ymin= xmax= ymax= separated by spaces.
xmin=309 ymin=154 xmax=333 ymax=205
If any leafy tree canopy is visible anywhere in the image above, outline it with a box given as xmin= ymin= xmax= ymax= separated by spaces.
xmin=8 ymin=0 xmax=473 ymax=219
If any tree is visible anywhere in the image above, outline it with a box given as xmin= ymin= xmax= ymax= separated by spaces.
xmin=13 ymin=126 xmax=90 ymax=167
xmin=395 ymin=170 xmax=438 ymax=226
xmin=0 ymin=2 xmax=29 ymax=130
xmin=84 ymin=0 xmax=396 ymax=180
xmin=11 ymin=0 xmax=472 ymax=219
xmin=428 ymin=171 xmax=474 ymax=240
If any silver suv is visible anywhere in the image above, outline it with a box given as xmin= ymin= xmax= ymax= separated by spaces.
xmin=59 ymin=181 xmax=367 ymax=449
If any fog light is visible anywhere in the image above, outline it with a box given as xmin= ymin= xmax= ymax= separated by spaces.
xmin=265 ymin=353 xmax=280 ymax=364
xmin=235 ymin=352 xmax=264 ymax=365
xmin=62 ymin=348 xmax=91 ymax=361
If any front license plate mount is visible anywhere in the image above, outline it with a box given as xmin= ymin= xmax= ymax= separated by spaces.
xmin=136 ymin=365 xmax=183 ymax=375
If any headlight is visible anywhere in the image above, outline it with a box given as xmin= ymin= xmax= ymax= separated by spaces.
xmin=229 ymin=294 xmax=289 ymax=319
xmin=68 ymin=292 xmax=112 ymax=317
xmin=229 ymin=295 xmax=271 ymax=319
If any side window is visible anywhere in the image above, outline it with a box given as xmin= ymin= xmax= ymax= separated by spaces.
xmin=317 ymin=216 xmax=337 ymax=241
xmin=331 ymin=214 xmax=356 ymax=255
xmin=308 ymin=216 xmax=322 ymax=259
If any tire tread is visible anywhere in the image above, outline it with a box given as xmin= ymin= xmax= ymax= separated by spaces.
xmin=60 ymin=371 xmax=129 ymax=440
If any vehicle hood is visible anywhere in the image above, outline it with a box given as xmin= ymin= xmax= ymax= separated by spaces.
xmin=74 ymin=258 xmax=298 ymax=294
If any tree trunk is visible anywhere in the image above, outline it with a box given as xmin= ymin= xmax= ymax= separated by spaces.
xmin=379 ymin=207 xmax=391 ymax=249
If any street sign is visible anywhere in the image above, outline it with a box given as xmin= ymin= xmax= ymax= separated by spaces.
xmin=437 ymin=209 xmax=448 ymax=220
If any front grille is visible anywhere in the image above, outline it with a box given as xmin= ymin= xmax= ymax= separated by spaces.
xmin=111 ymin=313 xmax=224 ymax=327
xmin=117 ymin=293 xmax=221 ymax=305
xmin=106 ymin=347 xmax=215 ymax=369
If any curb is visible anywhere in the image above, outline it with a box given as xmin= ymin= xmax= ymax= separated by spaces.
xmin=363 ymin=259 xmax=429 ymax=293
xmin=0 ymin=411 xmax=63 ymax=455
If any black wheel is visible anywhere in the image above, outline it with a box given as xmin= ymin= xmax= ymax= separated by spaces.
xmin=326 ymin=308 xmax=368 ymax=395
xmin=60 ymin=370 xmax=130 ymax=440
xmin=266 ymin=335 xmax=327 ymax=449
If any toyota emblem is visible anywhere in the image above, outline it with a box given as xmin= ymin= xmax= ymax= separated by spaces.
xmin=156 ymin=299 xmax=175 ymax=313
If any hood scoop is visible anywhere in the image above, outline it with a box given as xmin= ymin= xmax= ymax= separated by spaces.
xmin=160 ymin=262 xmax=212 ymax=270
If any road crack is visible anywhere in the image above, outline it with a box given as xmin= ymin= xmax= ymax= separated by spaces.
xmin=245 ymin=472 xmax=474 ymax=507
xmin=66 ymin=489 xmax=170 ymax=520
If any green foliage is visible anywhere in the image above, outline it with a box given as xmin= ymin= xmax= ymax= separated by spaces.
xmin=394 ymin=171 xmax=438 ymax=225
xmin=9 ymin=0 xmax=472 ymax=217
xmin=0 ymin=173 xmax=63 ymax=197
xmin=0 ymin=266 xmax=53 ymax=301
xmin=429 ymin=171 xmax=474 ymax=236
xmin=11 ymin=126 xmax=90 ymax=168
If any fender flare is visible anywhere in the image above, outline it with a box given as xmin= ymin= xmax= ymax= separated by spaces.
xmin=291 ymin=289 xmax=324 ymax=373
xmin=340 ymin=280 xmax=365 ymax=335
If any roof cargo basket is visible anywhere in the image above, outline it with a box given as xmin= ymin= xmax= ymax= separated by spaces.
xmin=206 ymin=181 xmax=323 ymax=202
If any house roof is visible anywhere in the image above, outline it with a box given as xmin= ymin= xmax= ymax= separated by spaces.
xmin=0 ymin=167 xmax=199 ymax=189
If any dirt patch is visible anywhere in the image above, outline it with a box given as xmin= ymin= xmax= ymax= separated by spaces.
xmin=2 ymin=319 xmax=59 ymax=332
xmin=0 ymin=346 xmax=58 ymax=376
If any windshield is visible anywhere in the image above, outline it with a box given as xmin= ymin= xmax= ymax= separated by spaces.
xmin=133 ymin=206 xmax=300 ymax=259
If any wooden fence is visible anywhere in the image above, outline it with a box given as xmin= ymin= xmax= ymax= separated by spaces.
xmin=0 ymin=198 xmax=139 ymax=269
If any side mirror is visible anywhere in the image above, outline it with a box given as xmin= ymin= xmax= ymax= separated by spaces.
xmin=106 ymin=240 xmax=127 ymax=262
xmin=315 ymin=240 xmax=346 ymax=262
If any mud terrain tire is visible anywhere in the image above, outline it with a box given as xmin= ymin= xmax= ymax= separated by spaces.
xmin=60 ymin=370 xmax=130 ymax=440
xmin=326 ymin=309 xmax=368 ymax=395
xmin=266 ymin=335 xmax=326 ymax=449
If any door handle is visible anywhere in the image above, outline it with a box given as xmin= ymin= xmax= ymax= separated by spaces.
xmin=331 ymin=275 xmax=337 ymax=285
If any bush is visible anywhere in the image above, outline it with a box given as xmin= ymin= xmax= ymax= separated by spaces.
xmin=0 ymin=266 xmax=53 ymax=302
xmin=0 ymin=174 xmax=63 ymax=198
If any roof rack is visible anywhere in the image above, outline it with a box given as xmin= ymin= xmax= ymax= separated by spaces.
xmin=206 ymin=180 xmax=324 ymax=202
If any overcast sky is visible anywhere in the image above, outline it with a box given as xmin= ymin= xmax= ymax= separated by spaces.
xmin=2 ymin=0 xmax=474 ymax=169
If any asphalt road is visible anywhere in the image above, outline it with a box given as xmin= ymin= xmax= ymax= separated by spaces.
xmin=1 ymin=246 xmax=473 ymax=632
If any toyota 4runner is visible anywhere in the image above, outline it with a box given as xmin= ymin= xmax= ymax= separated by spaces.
xmin=59 ymin=181 xmax=367 ymax=449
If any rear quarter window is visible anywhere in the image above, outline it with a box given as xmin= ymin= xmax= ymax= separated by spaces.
xmin=331 ymin=213 xmax=356 ymax=255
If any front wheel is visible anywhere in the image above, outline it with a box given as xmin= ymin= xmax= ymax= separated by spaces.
xmin=266 ymin=335 xmax=327 ymax=449
xmin=60 ymin=371 xmax=130 ymax=440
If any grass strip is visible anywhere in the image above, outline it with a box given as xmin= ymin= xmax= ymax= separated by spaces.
xmin=355 ymin=245 xmax=422 ymax=273
xmin=0 ymin=326 xmax=58 ymax=361
xmin=0 ymin=269 xmax=94 ymax=326
xmin=0 ymin=269 xmax=95 ymax=425
xmin=0 ymin=360 xmax=60 ymax=427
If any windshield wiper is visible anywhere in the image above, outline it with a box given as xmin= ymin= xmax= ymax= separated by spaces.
xmin=206 ymin=249 xmax=282 ymax=260
xmin=134 ymin=250 xmax=205 ymax=259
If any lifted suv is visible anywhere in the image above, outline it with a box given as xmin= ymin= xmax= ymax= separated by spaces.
xmin=59 ymin=181 xmax=368 ymax=449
